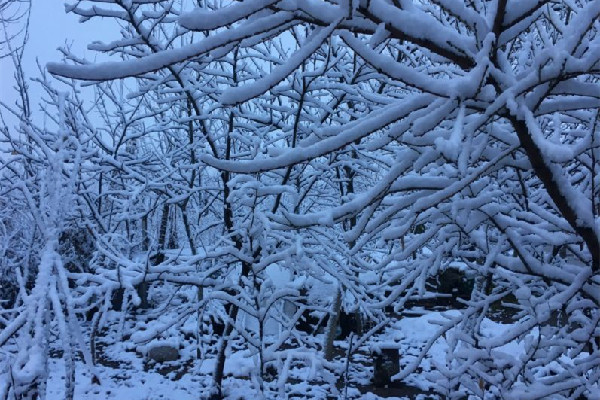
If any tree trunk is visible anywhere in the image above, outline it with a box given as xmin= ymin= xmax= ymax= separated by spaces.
xmin=323 ymin=288 xmax=342 ymax=361
xmin=211 ymin=295 xmax=241 ymax=399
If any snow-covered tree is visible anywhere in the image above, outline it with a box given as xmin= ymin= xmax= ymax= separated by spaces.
xmin=1 ymin=0 xmax=596 ymax=398
xmin=0 ymin=72 xmax=101 ymax=398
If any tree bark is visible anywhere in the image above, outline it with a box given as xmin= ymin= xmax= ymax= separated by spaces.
xmin=323 ymin=288 xmax=342 ymax=361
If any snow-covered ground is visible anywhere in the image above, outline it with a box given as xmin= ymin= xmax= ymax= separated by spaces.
xmin=39 ymin=309 xmax=522 ymax=400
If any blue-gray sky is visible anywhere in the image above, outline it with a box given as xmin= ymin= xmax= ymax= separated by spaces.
xmin=1 ymin=2 xmax=117 ymax=129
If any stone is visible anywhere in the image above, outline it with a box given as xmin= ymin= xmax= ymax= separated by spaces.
xmin=436 ymin=267 xmax=474 ymax=300
xmin=296 ymin=309 xmax=323 ymax=334
xmin=148 ymin=345 xmax=179 ymax=363
xmin=338 ymin=311 xmax=361 ymax=339
xmin=372 ymin=347 xmax=400 ymax=387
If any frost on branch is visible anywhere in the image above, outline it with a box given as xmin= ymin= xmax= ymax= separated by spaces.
xmin=1 ymin=0 xmax=598 ymax=399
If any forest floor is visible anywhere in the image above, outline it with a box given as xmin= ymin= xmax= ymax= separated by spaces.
xmin=41 ymin=303 xmax=521 ymax=400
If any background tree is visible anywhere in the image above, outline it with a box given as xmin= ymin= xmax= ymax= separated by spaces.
xmin=0 ymin=0 xmax=597 ymax=399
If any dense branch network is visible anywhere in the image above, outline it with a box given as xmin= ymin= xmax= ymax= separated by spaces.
xmin=0 ymin=0 xmax=598 ymax=399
